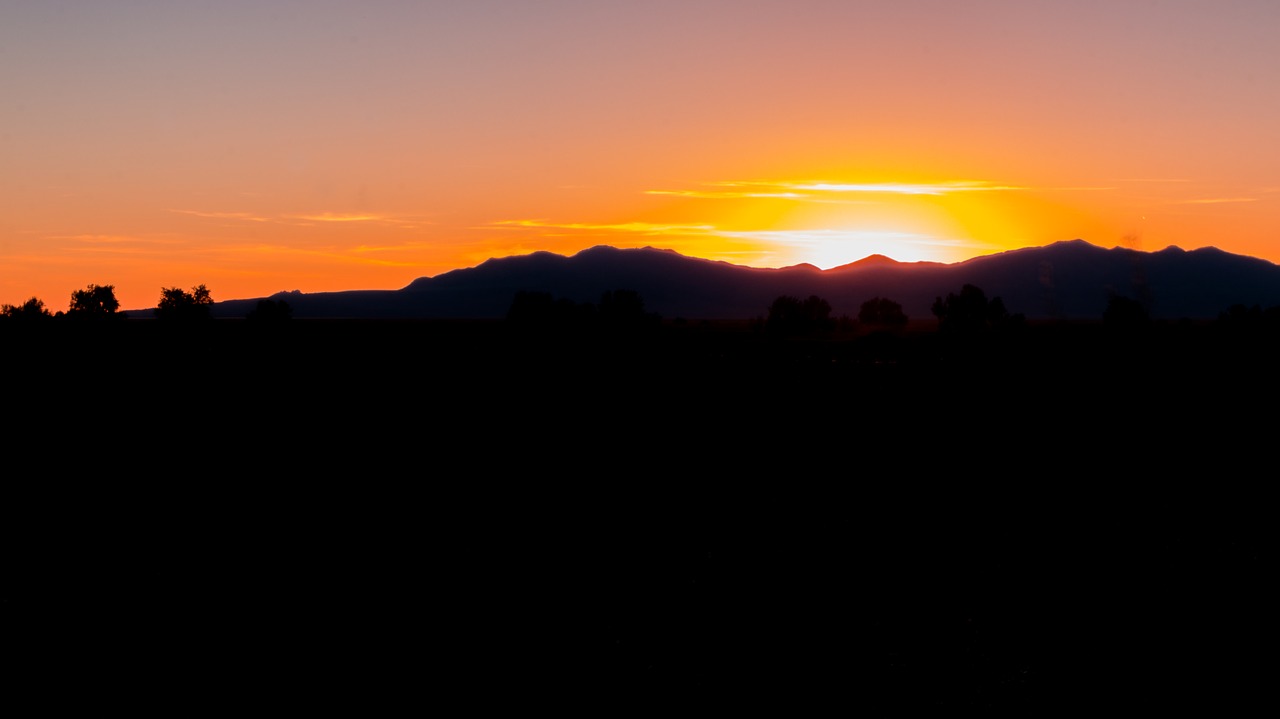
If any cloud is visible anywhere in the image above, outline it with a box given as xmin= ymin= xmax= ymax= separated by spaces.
xmin=170 ymin=209 xmax=433 ymax=227
xmin=489 ymin=216 xmax=983 ymax=266
xmin=716 ymin=228 xmax=952 ymax=242
xmin=45 ymin=234 xmax=182 ymax=251
xmin=1046 ymin=186 xmax=1119 ymax=192
xmin=168 ymin=209 xmax=273 ymax=222
xmin=492 ymin=219 xmax=716 ymax=234
xmin=1179 ymin=197 xmax=1258 ymax=204
xmin=644 ymin=179 xmax=1025 ymax=201
xmin=715 ymin=228 xmax=972 ymax=253
xmin=645 ymin=189 xmax=810 ymax=200
xmin=287 ymin=213 xmax=388 ymax=223
xmin=55 ymin=234 xmax=154 ymax=244
xmin=787 ymin=181 xmax=1025 ymax=195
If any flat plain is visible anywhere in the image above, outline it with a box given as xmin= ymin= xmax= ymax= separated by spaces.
xmin=5 ymin=317 xmax=1273 ymax=715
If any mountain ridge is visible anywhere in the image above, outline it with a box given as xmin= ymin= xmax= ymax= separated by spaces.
xmin=149 ymin=239 xmax=1280 ymax=322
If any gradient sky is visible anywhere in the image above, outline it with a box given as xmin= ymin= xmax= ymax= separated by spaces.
xmin=4 ymin=0 xmax=1280 ymax=312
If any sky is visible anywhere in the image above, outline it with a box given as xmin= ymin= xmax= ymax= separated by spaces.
xmin=4 ymin=0 xmax=1280 ymax=312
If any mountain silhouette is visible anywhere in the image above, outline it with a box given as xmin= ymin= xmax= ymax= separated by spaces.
xmin=148 ymin=239 xmax=1280 ymax=321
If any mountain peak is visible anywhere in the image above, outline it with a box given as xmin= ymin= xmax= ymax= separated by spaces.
xmin=855 ymin=253 xmax=899 ymax=266
xmin=206 ymin=240 xmax=1280 ymax=321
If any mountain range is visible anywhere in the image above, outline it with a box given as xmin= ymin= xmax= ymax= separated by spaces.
xmin=169 ymin=238 xmax=1280 ymax=322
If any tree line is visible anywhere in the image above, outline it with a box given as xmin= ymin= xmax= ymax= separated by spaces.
xmin=7 ymin=280 xmax=1280 ymax=333
xmin=0 ymin=284 xmax=292 ymax=322
xmin=504 ymin=284 xmax=1026 ymax=336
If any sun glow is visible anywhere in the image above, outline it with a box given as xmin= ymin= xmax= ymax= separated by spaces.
xmin=486 ymin=177 xmax=1049 ymax=270
xmin=627 ymin=177 xmax=1039 ymax=267
xmin=716 ymin=229 xmax=962 ymax=269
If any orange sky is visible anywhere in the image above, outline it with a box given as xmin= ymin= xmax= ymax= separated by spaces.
xmin=4 ymin=1 xmax=1280 ymax=313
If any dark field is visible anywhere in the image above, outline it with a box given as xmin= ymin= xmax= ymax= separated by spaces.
xmin=5 ymin=318 xmax=1274 ymax=714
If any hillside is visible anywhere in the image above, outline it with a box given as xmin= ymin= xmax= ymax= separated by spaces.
xmin=165 ymin=239 xmax=1280 ymax=323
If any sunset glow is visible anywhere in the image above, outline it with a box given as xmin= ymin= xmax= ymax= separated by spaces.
xmin=4 ymin=1 xmax=1280 ymax=312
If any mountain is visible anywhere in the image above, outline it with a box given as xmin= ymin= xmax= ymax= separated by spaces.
xmin=181 ymin=239 xmax=1280 ymax=322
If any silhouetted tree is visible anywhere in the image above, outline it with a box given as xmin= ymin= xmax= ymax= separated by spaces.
xmin=857 ymin=297 xmax=908 ymax=330
xmin=156 ymin=284 xmax=214 ymax=322
xmin=931 ymin=284 xmax=1022 ymax=333
xmin=598 ymin=289 xmax=659 ymax=329
xmin=246 ymin=298 xmax=293 ymax=322
xmin=0 ymin=297 xmax=52 ymax=320
xmin=1103 ymin=294 xmax=1150 ymax=330
xmin=767 ymin=295 xmax=833 ymax=336
xmin=1215 ymin=303 xmax=1280 ymax=331
xmin=67 ymin=284 xmax=124 ymax=320
xmin=506 ymin=290 xmax=592 ymax=328
xmin=1218 ymin=303 xmax=1262 ymax=326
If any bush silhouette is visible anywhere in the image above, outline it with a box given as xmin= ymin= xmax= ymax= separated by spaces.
xmin=1215 ymin=303 xmax=1280 ymax=331
xmin=67 ymin=284 xmax=124 ymax=320
xmin=931 ymin=284 xmax=1022 ymax=333
xmin=506 ymin=288 xmax=656 ymax=332
xmin=1102 ymin=294 xmax=1150 ymax=330
xmin=156 ymin=285 xmax=214 ymax=322
xmin=0 ymin=297 xmax=52 ymax=320
xmin=246 ymin=299 xmax=293 ymax=322
xmin=598 ymin=289 xmax=660 ymax=329
xmin=507 ymin=290 xmax=591 ymax=328
xmin=767 ymin=295 xmax=833 ymax=335
xmin=857 ymin=297 xmax=908 ymax=330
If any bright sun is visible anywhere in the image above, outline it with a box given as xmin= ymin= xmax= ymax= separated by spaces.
xmin=659 ymin=179 xmax=1021 ymax=268
xmin=503 ymin=177 xmax=1049 ymax=271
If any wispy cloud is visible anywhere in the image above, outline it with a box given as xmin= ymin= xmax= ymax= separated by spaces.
xmin=787 ymin=181 xmax=1025 ymax=195
xmin=34 ymin=234 xmax=183 ymax=259
xmin=489 ymin=219 xmax=975 ymax=265
xmin=645 ymin=189 xmax=809 ymax=200
xmin=47 ymin=234 xmax=182 ymax=247
xmin=1179 ymin=197 xmax=1258 ymax=204
xmin=714 ymin=228 xmax=962 ymax=245
xmin=170 ymin=209 xmax=432 ymax=227
xmin=645 ymin=179 xmax=1025 ymax=202
xmin=492 ymin=219 xmax=716 ymax=234
xmin=287 ymin=212 xmax=389 ymax=223
xmin=55 ymin=234 xmax=151 ymax=243
xmin=168 ymin=209 xmax=274 ymax=222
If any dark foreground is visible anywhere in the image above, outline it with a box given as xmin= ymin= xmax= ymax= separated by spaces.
xmin=4 ymin=318 xmax=1274 ymax=714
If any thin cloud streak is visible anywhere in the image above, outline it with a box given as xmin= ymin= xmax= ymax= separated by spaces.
xmin=789 ymin=181 xmax=1026 ymax=195
xmin=51 ymin=234 xmax=172 ymax=244
xmin=170 ymin=209 xmax=433 ymax=227
xmin=492 ymin=219 xmax=717 ymax=234
xmin=645 ymin=179 xmax=1028 ymax=201
xmin=491 ymin=219 xmax=973 ymax=266
xmin=1179 ymin=198 xmax=1258 ymax=204
xmin=168 ymin=209 xmax=273 ymax=222
xmin=288 ymin=213 xmax=389 ymax=223
xmin=645 ymin=190 xmax=809 ymax=199
xmin=717 ymin=228 xmax=966 ymax=247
